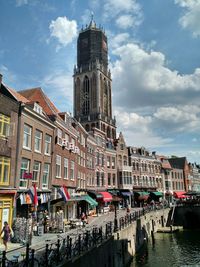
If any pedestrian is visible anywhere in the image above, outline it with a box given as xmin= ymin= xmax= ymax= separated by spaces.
xmin=0 ymin=221 xmax=11 ymax=251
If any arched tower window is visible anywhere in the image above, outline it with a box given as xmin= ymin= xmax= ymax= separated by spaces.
xmin=82 ymin=76 xmax=90 ymax=115
xmin=92 ymin=73 xmax=97 ymax=109
xmin=75 ymin=78 xmax=81 ymax=115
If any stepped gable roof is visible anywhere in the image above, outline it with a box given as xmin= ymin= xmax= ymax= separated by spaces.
xmin=2 ymin=83 xmax=30 ymax=103
xmin=168 ymin=157 xmax=187 ymax=169
xmin=18 ymin=87 xmax=60 ymax=116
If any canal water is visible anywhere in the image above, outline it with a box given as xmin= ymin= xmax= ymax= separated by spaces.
xmin=130 ymin=230 xmax=200 ymax=267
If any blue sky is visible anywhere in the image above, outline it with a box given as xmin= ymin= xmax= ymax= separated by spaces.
xmin=1 ymin=0 xmax=200 ymax=163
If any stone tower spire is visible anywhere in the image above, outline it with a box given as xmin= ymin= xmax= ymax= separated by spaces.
xmin=73 ymin=19 xmax=116 ymax=141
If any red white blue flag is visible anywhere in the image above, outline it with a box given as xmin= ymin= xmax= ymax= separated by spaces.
xmin=58 ymin=185 xmax=70 ymax=203
xmin=28 ymin=184 xmax=38 ymax=206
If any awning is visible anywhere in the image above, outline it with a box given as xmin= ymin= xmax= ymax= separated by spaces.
xmin=173 ymin=191 xmax=187 ymax=199
xmin=87 ymin=190 xmax=103 ymax=200
xmin=134 ymin=192 xmax=149 ymax=201
xmin=121 ymin=191 xmax=132 ymax=197
xmin=81 ymin=195 xmax=98 ymax=207
xmin=150 ymin=191 xmax=163 ymax=197
xmin=99 ymin=192 xmax=113 ymax=202
xmin=107 ymin=189 xmax=119 ymax=196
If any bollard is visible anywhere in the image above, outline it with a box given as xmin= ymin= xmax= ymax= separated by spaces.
xmin=56 ymin=239 xmax=60 ymax=262
xmin=69 ymin=238 xmax=72 ymax=259
xmin=45 ymin=244 xmax=49 ymax=267
xmin=30 ymin=249 xmax=35 ymax=267
xmin=2 ymin=251 xmax=6 ymax=267
xmin=78 ymin=234 xmax=81 ymax=255
xmin=25 ymin=243 xmax=30 ymax=267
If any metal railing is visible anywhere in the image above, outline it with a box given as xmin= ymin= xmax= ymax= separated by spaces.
xmin=0 ymin=206 xmax=168 ymax=267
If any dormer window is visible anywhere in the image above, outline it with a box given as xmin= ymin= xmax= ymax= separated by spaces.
xmin=34 ymin=103 xmax=43 ymax=115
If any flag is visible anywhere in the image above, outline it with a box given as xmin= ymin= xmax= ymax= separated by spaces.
xmin=28 ymin=184 xmax=38 ymax=206
xmin=58 ymin=185 xmax=70 ymax=203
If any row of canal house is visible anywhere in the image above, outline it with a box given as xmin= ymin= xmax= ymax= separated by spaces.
xmin=0 ymin=76 xmax=118 ymax=230
xmin=0 ymin=74 xmax=200 ymax=230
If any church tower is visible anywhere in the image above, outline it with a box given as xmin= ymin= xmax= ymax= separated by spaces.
xmin=73 ymin=18 xmax=116 ymax=141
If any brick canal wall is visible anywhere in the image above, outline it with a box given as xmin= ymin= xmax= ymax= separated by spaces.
xmin=61 ymin=208 xmax=170 ymax=267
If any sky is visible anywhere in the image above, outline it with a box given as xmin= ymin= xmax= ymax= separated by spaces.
xmin=0 ymin=0 xmax=200 ymax=163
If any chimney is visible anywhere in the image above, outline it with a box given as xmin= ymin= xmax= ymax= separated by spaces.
xmin=0 ymin=73 xmax=2 ymax=86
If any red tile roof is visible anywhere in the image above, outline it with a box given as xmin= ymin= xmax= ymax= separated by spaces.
xmin=5 ymin=85 xmax=30 ymax=103
xmin=18 ymin=87 xmax=60 ymax=116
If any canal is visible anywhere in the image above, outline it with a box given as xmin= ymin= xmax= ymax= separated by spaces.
xmin=130 ymin=230 xmax=200 ymax=267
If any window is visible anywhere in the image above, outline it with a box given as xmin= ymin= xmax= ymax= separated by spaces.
xmin=42 ymin=163 xmax=50 ymax=189
xmin=107 ymin=156 xmax=110 ymax=168
xmin=112 ymin=157 xmax=115 ymax=169
xmin=70 ymin=161 xmax=75 ymax=180
xmin=0 ymin=114 xmax=10 ymax=138
xmin=0 ymin=157 xmax=10 ymax=185
xmin=45 ymin=134 xmax=51 ymax=155
xmin=23 ymin=124 xmax=32 ymax=149
xmin=20 ymin=158 xmax=30 ymax=188
xmin=108 ymin=173 xmax=111 ymax=185
xmin=64 ymin=158 xmax=68 ymax=179
xmin=112 ymin=174 xmax=116 ymax=185
xmin=34 ymin=130 xmax=42 ymax=152
xmin=56 ymin=155 xmax=61 ymax=178
xmin=32 ymin=161 xmax=41 ymax=184
xmin=57 ymin=128 xmax=62 ymax=145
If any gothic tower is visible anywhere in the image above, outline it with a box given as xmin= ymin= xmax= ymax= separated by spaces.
xmin=73 ymin=18 xmax=116 ymax=140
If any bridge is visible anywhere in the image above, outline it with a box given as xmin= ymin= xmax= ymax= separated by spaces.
xmin=167 ymin=201 xmax=200 ymax=229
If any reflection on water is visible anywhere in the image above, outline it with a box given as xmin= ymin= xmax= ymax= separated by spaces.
xmin=130 ymin=230 xmax=200 ymax=267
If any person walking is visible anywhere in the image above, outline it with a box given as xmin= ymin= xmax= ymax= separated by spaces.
xmin=0 ymin=221 xmax=11 ymax=251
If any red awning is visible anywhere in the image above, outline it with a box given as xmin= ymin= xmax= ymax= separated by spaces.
xmin=99 ymin=192 xmax=113 ymax=202
xmin=173 ymin=191 xmax=186 ymax=199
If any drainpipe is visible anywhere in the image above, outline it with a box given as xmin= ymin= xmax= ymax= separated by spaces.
xmin=13 ymin=102 xmax=24 ymax=218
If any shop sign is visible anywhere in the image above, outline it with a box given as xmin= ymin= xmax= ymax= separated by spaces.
xmin=23 ymin=172 xmax=33 ymax=179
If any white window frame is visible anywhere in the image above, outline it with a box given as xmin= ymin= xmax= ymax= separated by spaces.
xmin=45 ymin=134 xmax=51 ymax=155
xmin=19 ymin=158 xmax=30 ymax=188
xmin=56 ymin=155 xmax=61 ymax=178
xmin=64 ymin=158 xmax=68 ymax=179
xmin=70 ymin=161 xmax=75 ymax=180
xmin=42 ymin=163 xmax=50 ymax=189
xmin=34 ymin=130 xmax=42 ymax=153
xmin=23 ymin=124 xmax=32 ymax=149
xmin=57 ymin=128 xmax=62 ymax=146
xmin=32 ymin=161 xmax=41 ymax=185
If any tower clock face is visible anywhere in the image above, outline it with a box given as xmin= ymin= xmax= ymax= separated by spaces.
xmin=82 ymin=38 xmax=88 ymax=48
xmin=102 ymin=40 xmax=107 ymax=51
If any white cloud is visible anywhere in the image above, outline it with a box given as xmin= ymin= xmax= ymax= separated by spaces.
xmin=111 ymin=42 xmax=200 ymax=111
xmin=16 ymin=0 xmax=28 ymax=6
xmin=109 ymin=33 xmax=130 ymax=49
xmin=175 ymin=0 xmax=200 ymax=37
xmin=116 ymin=15 xmax=135 ymax=29
xmin=114 ymin=109 xmax=173 ymax=148
xmin=42 ymin=71 xmax=73 ymax=100
xmin=103 ymin=0 xmax=143 ymax=28
xmin=49 ymin=17 xmax=78 ymax=47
